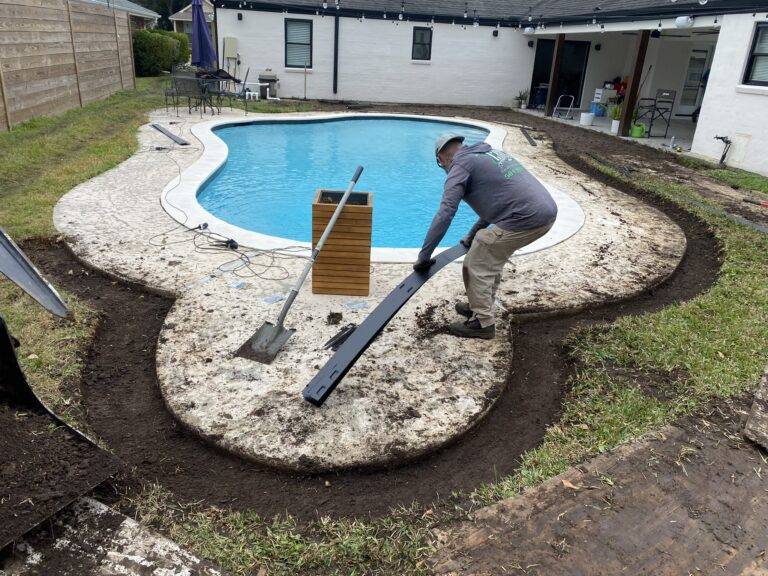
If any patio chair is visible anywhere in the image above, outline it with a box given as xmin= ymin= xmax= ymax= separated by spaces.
xmin=635 ymin=89 xmax=676 ymax=138
xmin=174 ymin=76 xmax=207 ymax=118
xmin=220 ymin=68 xmax=251 ymax=114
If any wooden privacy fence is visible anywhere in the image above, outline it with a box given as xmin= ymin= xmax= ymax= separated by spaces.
xmin=0 ymin=0 xmax=135 ymax=131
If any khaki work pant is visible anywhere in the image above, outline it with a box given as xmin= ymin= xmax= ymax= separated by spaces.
xmin=462 ymin=223 xmax=553 ymax=327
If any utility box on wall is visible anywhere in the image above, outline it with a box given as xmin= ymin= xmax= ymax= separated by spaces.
xmin=312 ymin=190 xmax=373 ymax=296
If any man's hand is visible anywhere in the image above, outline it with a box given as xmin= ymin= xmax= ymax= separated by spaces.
xmin=460 ymin=235 xmax=473 ymax=248
xmin=413 ymin=258 xmax=436 ymax=272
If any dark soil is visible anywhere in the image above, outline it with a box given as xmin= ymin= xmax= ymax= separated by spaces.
xmin=0 ymin=403 xmax=117 ymax=549
xmin=431 ymin=397 xmax=768 ymax=576
xmin=18 ymin=110 xmax=722 ymax=522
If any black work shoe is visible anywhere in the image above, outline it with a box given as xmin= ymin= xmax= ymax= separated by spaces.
xmin=455 ymin=301 xmax=472 ymax=318
xmin=448 ymin=318 xmax=495 ymax=340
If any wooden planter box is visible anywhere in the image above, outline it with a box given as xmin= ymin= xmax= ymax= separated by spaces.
xmin=312 ymin=189 xmax=373 ymax=296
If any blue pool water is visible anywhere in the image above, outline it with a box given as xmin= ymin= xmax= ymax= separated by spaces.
xmin=197 ymin=117 xmax=489 ymax=248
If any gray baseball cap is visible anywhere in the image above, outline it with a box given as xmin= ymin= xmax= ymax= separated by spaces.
xmin=434 ymin=134 xmax=465 ymax=161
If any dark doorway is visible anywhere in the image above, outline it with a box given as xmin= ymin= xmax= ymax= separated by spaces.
xmin=530 ymin=39 xmax=591 ymax=108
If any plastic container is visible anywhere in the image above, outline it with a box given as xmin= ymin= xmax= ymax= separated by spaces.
xmin=630 ymin=124 xmax=646 ymax=138
xmin=590 ymin=101 xmax=606 ymax=117
xmin=580 ymin=112 xmax=595 ymax=126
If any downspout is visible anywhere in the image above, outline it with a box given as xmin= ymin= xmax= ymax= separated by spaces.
xmin=333 ymin=14 xmax=339 ymax=95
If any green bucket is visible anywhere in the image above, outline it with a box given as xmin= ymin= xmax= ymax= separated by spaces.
xmin=630 ymin=124 xmax=646 ymax=138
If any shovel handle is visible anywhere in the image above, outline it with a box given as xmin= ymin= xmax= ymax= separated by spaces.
xmin=272 ymin=166 xmax=364 ymax=329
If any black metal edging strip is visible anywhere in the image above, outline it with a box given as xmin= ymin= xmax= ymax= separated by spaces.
xmin=521 ymin=127 xmax=537 ymax=146
xmin=302 ymin=243 xmax=468 ymax=407
xmin=151 ymin=123 xmax=190 ymax=146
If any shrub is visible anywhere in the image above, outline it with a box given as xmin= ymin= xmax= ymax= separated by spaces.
xmin=152 ymin=29 xmax=191 ymax=67
xmin=132 ymin=29 xmax=186 ymax=77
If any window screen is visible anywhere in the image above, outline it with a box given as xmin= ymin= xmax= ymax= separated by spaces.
xmin=412 ymin=27 xmax=433 ymax=61
xmin=285 ymin=19 xmax=312 ymax=68
xmin=744 ymin=24 xmax=768 ymax=85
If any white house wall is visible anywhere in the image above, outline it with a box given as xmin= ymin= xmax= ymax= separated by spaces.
xmin=692 ymin=12 xmax=768 ymax=175
xmin=574 ymin=32 xmax=635 ymax=107
xmin=218 ymin=10 xmax=336 ymax=99
xmin=216 ymin=9 xmax=535 ymax=106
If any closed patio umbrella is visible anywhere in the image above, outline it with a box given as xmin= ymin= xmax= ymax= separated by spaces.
xmin=191 ymin=0 xmax=216 ymax=69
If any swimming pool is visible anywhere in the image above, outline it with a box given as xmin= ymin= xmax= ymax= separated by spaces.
xmin=162 ymin=113 xmax=585 ymax=262
xmin=197 ymin=117 xmax=489 ymax=248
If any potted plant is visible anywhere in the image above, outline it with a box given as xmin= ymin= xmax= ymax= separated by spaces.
xmin=516 ymin=88 xmax=530 ymax=109
xmin=610 ymin=105 xmax=622 ymax=134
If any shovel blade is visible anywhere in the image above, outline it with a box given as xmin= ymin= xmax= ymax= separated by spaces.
xmin=246 ymin=322 xmax=295 ymax=364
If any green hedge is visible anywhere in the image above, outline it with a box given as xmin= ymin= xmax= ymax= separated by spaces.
xmin=132 ymin=29 xmax=190 ymax=77
xmin=152 ymin=29 xmax=191 ymax=67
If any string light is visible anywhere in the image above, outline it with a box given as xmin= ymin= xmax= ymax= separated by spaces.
xmin=473 ymin=9 xmax=479 ymax=27
xmin=322 ymin=0 xmax=327 ymax=9
xmin=464 ymin=2 xmax=468 ymax=18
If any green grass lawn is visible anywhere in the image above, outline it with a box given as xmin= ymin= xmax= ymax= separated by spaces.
xmin=677 ymin=155 xmax=768 ymax=196
xmin=1 ymin=81 xmax=767 ymax=575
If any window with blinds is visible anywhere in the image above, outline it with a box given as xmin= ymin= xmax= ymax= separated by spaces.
xmin=285 ymin=19 xmax=312 ymax=68
xmin=744 ymin=23 xmax=768 ymax=86
xmin=412 ymin=27 xmax=433 ymax=61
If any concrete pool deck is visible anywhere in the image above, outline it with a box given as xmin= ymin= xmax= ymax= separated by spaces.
xmin=53 ymin=108 xmax=686 ymax=472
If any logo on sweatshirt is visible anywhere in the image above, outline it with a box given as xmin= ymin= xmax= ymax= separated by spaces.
xmin=485 ymin=149 xmax=525 ymax=180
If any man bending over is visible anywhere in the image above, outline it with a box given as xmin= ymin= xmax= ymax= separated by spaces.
xmin=413 ymin=134 xmax=557 ymax=339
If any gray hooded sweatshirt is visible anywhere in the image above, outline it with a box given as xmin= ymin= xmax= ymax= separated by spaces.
xmin=417 ymin=142 xmax=557 ymax=262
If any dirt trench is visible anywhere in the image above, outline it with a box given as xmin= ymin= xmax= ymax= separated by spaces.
xmin=18 ymin=112 xmax=721 ymax=520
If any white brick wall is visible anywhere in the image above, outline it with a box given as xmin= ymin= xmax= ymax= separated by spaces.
xmin=216 ymin=9 xmax=535 ymax=106
xmin=691 ymin=12 xmax=768 ymax=176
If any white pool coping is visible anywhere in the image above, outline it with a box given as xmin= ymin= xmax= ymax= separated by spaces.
xmin=161 ymin=112 xmax=585 ymax=263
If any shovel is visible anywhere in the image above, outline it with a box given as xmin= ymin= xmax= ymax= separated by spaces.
xmin=248 ymin=165 xmax=364 ymax=363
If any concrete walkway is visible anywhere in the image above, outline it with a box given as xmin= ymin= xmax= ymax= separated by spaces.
xmin=430 ymin=396 xmax=768 ymax=576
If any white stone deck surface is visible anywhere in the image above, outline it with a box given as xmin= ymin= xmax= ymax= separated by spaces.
xmin=53 ymin=108 xmax=686 ymax=472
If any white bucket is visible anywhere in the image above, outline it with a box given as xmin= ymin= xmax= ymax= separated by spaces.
xmin=580 ymin=112 xmax=595 ymax=126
